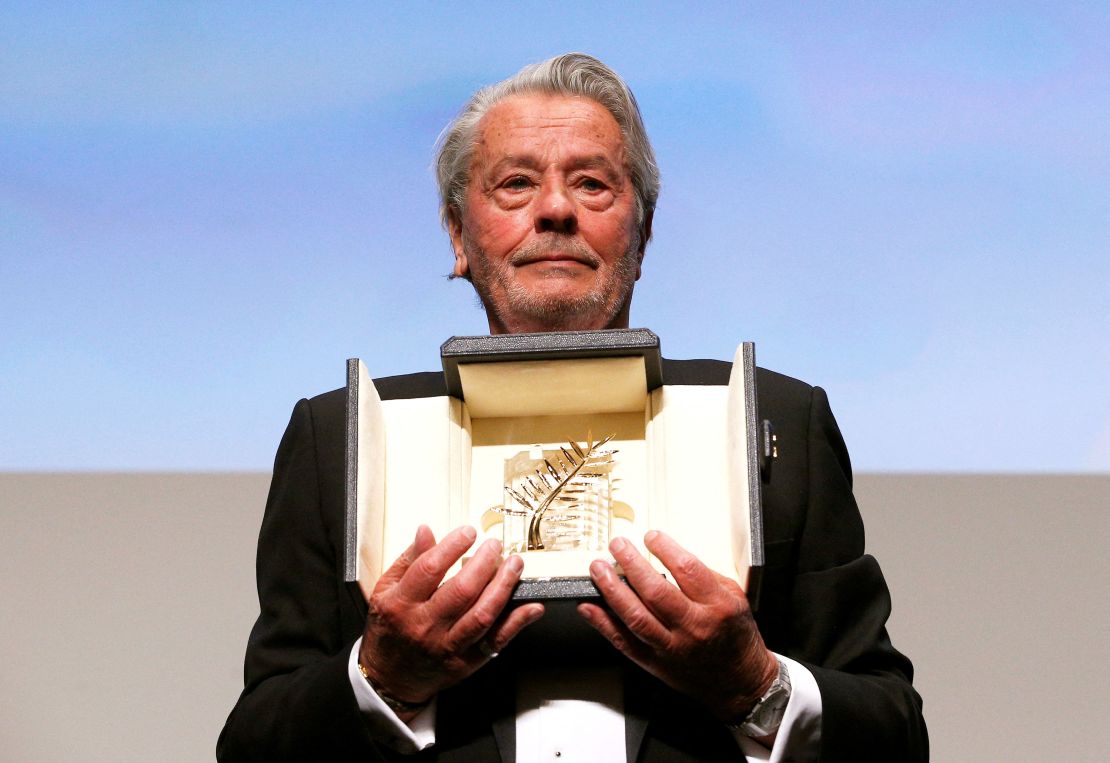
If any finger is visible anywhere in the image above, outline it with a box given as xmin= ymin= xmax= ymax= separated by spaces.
xmin=430 ymin=537 xmax=504 ymax=619
xmin=643 ymin=530 xmax=722 ymax=604
xmin=588 ymin=557 xmax=671 ymax=649
xmin=413 ymin=524 xmax=437 ymax=555
xmin=607 ymin=536 xmax=692 ymax=625
xmin=397 ymin=525 xmax=477 ymax=602
xmin=375 ymin=525 xmax=438 ymax=591
xmin=577 ymin=602 xmax=653 ymax=665
xmin=711 ymin=569 xmax=751 ymax=604
xmin=445 ymin=552 xmax=525 ymax=649
xmin=483 ymin=601 xmax=545 ymax=654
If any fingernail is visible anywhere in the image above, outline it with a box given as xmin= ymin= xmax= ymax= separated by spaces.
xmin=507 ymin=555 xmax=524 ymax=574
xmin=590 ymin=559 xmax=609 ymax=579
xmin=460 ymin=526 xmax=477 ymax=542
xmin=483 ymin=538 xmax=502 ymax=554
xmin=644 ymin=530 xmax=659 ymax=544
xmin=610 ymin=536 xmax=627 ymax=554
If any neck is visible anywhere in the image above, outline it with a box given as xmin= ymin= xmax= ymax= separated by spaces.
xmin=486 ymin=303 xmax=632 ymax=335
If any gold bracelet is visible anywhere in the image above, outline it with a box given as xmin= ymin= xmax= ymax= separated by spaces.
xmin=357 ymin=661 xmax=431 ymax=715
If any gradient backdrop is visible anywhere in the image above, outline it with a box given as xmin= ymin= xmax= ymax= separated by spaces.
xmin=2 ymin=2 xmax=1107 ymax=472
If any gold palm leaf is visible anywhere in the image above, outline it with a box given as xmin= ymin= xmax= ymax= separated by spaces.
xmin=497 ymin=432 xmax=616 ymax=550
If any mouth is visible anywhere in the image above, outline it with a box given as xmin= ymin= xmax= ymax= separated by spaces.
xmin=511 ymin=241 xmax=600 ymax=269
xmin=518 ymin=253 xmax=591 ymax=265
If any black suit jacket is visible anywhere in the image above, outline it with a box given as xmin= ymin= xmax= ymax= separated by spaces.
xmin=219 ymin=360 xmax=927 ymax=761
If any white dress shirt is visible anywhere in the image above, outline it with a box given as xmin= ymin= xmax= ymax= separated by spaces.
xmin=349 ymin=639 xmax=821 ymax=761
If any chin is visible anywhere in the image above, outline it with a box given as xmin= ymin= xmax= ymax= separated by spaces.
xmin=517 ymin=271 xmax=595 ymax=294
xmin=498 ymin=292 xmax=624 ymax=333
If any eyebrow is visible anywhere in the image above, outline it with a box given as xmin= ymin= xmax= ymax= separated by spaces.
xmin=485 ymin=154 xmax=622 ymax=179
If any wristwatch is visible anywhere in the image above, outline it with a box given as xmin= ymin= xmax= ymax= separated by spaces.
xmin=734 ymin=657 xmax=792 ymax=737
xmin=357 ymin=660 xmax=430 ymax=715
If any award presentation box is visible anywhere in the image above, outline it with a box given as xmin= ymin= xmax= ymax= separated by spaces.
xmin=344 ymin=328 xmax=770 ymax=611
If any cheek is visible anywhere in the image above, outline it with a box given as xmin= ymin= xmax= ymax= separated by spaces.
xmin=579 ymin=195 xmax=640 ymax=257
xmin=468 ymin=207 xmax=532 ymax=255
xmin=583 ymin=216 xmax=636 ymax=259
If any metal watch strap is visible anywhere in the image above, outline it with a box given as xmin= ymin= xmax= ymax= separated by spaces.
xmin=733 ymin=657 xmax=792 ymax=737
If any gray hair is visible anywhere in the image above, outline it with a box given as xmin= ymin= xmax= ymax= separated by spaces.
xmin=435 ymin=52 xmax=660 ymax=231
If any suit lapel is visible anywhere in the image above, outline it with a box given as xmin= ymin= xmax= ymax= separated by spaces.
xmin=624 ymin=665 xmax=652 ymax=763
xmin=625 ymin=710 xmax=650 ymax=763
xmin=488 ymin=658 xmax=516 ymax=763
xmin=432 ymin=660 xmax=515 ymax=762
xmin=491 ymin=710 xmax=516 ymax=763
xmin=624 ymin=668 xmax=748 ymax=762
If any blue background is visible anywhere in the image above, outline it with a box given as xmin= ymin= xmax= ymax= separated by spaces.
xmin=2 ymin=2 xmax=1106 ymax=471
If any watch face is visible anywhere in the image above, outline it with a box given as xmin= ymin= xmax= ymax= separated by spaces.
xmin=739 ymin=668 xmax=792 ymax=736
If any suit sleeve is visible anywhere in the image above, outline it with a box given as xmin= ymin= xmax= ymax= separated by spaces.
xmin=217 ymin=399 xmax=399 ymax=761
xmin=783 ymin=386 xmax=928 ymax=760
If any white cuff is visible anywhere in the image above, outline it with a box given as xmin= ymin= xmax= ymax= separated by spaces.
xmin=347 ymin=638 xmax=436 ymax=753
xmin=733 ymin=654 xmax=822 ymax=763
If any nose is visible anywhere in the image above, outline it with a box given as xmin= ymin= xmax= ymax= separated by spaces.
xmin=534 ymin=177 xmax=578 ymax=234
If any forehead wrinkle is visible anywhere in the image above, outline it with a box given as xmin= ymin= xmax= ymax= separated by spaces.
xmin=571 ymin=155 xmax=621 ymax=173
xmin=470 ymin=94 xmax=630 ymax=186
xmin=484 ymin=153 xmax=620 ymax=174
xmin=485 ymin=154 xmax=544 ymax=174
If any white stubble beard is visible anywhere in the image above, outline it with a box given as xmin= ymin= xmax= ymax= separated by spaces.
xmin=465 ymin=234 xmax=642 ymax=333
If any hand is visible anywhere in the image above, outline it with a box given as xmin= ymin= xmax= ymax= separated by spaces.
xmin=578 ymin=530 xmax=778 ymax=725
xmin=358 ymin=525 xmax=544 ymax=713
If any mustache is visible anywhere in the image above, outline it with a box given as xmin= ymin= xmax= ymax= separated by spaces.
xmin=509 ymin=237 xmax=601 ymax=268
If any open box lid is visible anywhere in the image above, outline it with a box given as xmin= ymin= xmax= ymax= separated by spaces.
xmin=442 ymin=328 xmax=663 ymax=417
xmin=345 ymin=329 xmax=767 ymax=608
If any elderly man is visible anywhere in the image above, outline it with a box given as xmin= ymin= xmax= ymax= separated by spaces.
xmin=219 ymin=54 xmax=926 ymax=761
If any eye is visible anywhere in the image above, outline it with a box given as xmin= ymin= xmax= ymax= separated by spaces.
xmin=503 ymin=175 xmax=532 ymax=191
xmin=579 ymin=177 xmax=605 ymax=192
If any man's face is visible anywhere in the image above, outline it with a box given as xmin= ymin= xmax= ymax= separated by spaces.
xmin=449 ymin=94 xmax=651 ymax=334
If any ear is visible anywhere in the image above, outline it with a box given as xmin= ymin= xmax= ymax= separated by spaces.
xmin=635 ymin=209 xmax=653 ymax=281
xmin=447 ymin=207 xmax=470 ymax=279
